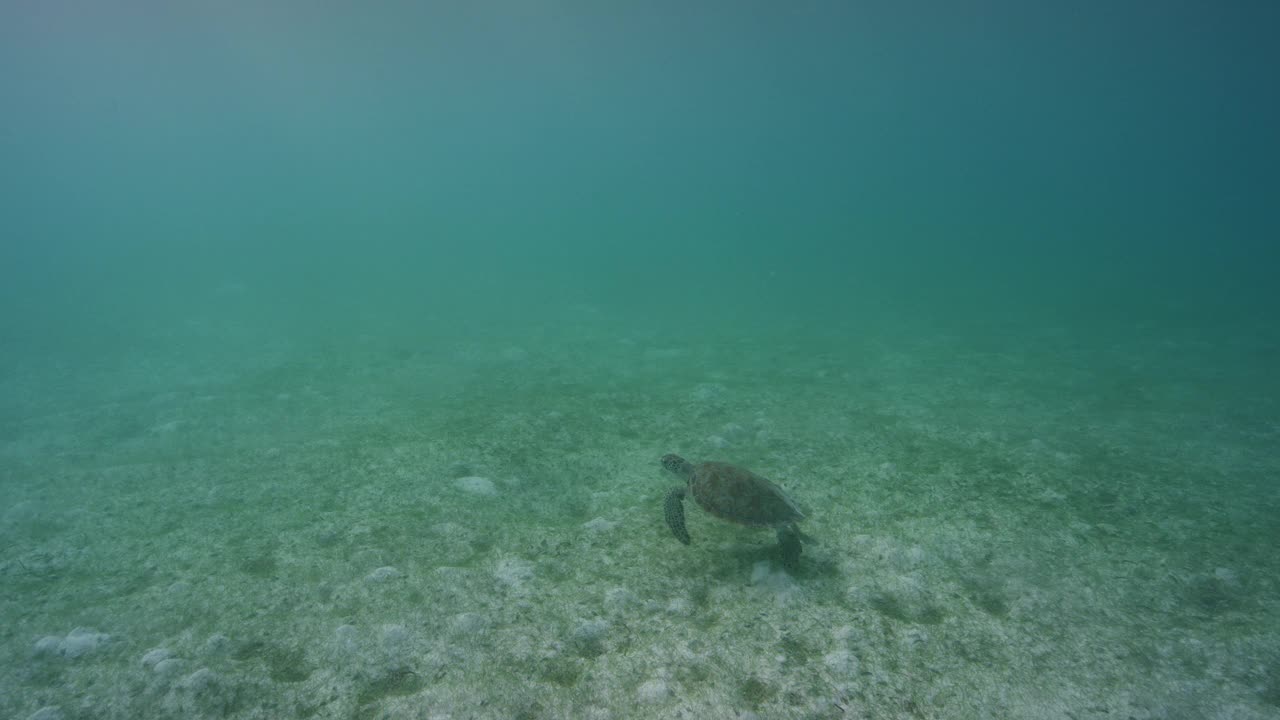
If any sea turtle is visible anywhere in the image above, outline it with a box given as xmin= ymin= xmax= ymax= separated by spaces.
xmin=661 ymin=453 xmax=808 ymax=567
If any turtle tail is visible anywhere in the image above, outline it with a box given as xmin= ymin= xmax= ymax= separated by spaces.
xmin=664 ymin=487 xmax=690 ymax=545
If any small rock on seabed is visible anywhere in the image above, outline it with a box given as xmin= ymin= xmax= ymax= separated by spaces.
xmin=365 ymin=566 xmax=402 ymax=583
xmin=455 ymin=476 xmax=497 ymax=495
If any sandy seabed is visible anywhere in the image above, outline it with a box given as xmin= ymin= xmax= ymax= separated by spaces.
xmin=2 ymin=318 xmax=1277 ymax=720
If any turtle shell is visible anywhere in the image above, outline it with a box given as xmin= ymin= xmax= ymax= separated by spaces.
xmin=689 ymin=462 xmax=804 ymax=528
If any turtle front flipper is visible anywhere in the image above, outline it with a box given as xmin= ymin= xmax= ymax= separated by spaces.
xmin=664 ymin=487 xmax=691 ymax=545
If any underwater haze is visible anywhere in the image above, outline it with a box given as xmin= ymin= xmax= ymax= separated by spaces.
xmin=2 ymin=2 xmax=1278 ymax=718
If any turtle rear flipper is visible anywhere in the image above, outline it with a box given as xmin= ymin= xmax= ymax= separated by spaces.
xmin=664 ymin=487 xmax=691 ymax=545
xmin=777 ymin=524 xmax=803 ymax=570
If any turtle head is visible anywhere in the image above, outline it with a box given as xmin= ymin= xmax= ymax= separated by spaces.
xmin=660 ymin=453 xmax=695 ymax=481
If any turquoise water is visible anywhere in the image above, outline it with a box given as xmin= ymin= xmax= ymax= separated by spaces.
xmin=2 ymin=3 xmax=1278 ymax=719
